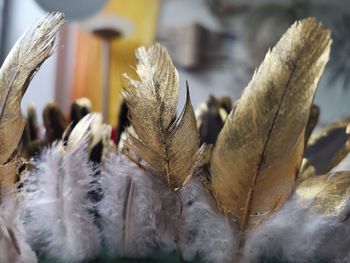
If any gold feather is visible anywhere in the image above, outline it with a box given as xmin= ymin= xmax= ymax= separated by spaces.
xmin=209 ymin=17 xmax=331 ymax=233
xmin=296 ymin=171 xmax=350 ymax=216
xmin=0 ymin=13 xmax=64 ymax=205
xmin=123 ymin=43 xmax=203 ymax=190
xmin=0 ymin=13 xmax=64 ymax=164
xmin=0 ymin=160 xmax=18 ymax=202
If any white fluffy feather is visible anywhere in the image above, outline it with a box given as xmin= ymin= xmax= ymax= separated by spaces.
xmin=243 ymin=197 xmax=350 ymax=262
xmin=0 ymin=196 xmax=37 ymax=263
xmin=98 ymin=153 xmax=178 ymax=258
xmin=179 ymin=178 xmax=238 ymax=263
xmin=22 ymin=142 xmax=101 ymax=263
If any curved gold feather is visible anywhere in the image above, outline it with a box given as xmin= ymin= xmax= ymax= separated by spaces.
xmin=0 ymin=13 xmax=64 ymax=164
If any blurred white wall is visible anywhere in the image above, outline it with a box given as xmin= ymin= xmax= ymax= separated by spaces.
xmin=157 ymin=0 xmax=248 ymax=112
xmin=158 ymin=0 xmax=239 ymax=111
xmin=158 ymin=0 xmax=350 ymax=126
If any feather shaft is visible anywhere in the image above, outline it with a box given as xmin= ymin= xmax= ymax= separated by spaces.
xmin=123 ymin=177 xmax=135 ymax=253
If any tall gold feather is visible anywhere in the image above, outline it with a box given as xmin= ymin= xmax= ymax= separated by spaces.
xmin=0 ymin=13 xmax=64 ymax=165
xmin=123 ymin=43 xmax=205 ymax=190
xmin=0 ymin=13 xmax=64 ymax=253
xmin=209 ymin=17 xmax=331 ymax=234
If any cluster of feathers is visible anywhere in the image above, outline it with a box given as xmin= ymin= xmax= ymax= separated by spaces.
xmin=2 ymin=12 xmax=350 ymax=263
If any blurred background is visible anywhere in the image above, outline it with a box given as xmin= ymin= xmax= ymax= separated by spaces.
xmin=1 ymin=0 xmax=350 ymax=129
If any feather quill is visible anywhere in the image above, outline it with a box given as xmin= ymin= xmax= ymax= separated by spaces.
xmin=209 ymin=18 xmax=331 ymax=235
xmin=122 ymin=43 xmax=203 ymax=190
xmin=22 ymin=115 xmax=102 ymax=262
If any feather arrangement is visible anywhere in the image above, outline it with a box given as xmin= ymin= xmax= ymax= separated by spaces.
xmin=0 ymin=12 xmax=64 ymax=263
xmin=21 ymin=98 xmax=98 ymax=160
xmin=5 ymin=10 xmax=350 ymax=263
xmin=97 ymin=43 xmax=203 ymax=258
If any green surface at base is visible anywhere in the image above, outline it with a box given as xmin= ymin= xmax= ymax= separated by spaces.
xmin=38 ymin=251 xmax=326 ymax=263
xmin=39 ymin=251 xmax=186 ymax=263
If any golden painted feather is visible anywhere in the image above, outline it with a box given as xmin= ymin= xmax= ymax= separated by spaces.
xmin=123 ymin=43 xmax=203 ymax=190
xmin=0 ymin=13 xmax=64 ymax=204
xmin=0 ymin=13 xmax=64 ymax=164
xmin=296 ymin=171 xmax=350 ymax=216
xmin=0 ymin=161 xmax=17 ymax=201
xmin=209 ymin=17 xmax=331 ymax=232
